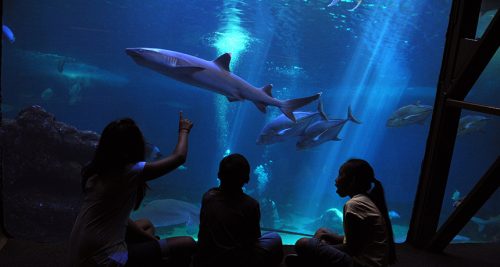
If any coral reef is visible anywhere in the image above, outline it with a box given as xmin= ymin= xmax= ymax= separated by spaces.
xmin=0 ymin=106 xmax=98 ymax=242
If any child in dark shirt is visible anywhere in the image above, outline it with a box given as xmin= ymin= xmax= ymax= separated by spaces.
xmin=194 ymin=153 xmax=283 ymax=267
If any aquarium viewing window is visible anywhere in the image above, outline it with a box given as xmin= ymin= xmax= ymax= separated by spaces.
xmin=1 ymin=0 xmax=498 ymax=247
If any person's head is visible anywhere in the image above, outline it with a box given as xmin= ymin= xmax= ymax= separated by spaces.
xmin=217 ymin=153 xmax=250 ymax=190
xmin=335 ymin=158 xmax=374 ymax=198
xmin=83 ymin=118 xmax=146 ymax=178
xmin=82 ymin=118 xmax=148 ymax=210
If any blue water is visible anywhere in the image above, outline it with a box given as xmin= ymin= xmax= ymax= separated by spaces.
xmin=2 ymin=0 xmax=499 ymax=244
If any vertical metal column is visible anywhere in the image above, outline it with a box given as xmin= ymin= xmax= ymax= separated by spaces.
xmin=406 ymin=0 xmax=484 ymax=248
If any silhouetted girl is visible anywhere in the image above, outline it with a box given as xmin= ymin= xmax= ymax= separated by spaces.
xmin=287 ymin=159 xmax=396 ymax=267
xmin=69 ymin=112 xmax=195 ymax=267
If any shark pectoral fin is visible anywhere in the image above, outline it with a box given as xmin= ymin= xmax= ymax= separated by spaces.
xmin=253 ymin=101 xmax=267 ymax=113
xmin=172 ymin=66 xmax=205 ymax=74
xmin=331 ymin=136 xmax=341 ymax=141
xmin=226 ymin=96 xmax=241 ymax=102
xmin=213 ymin=53 xmax=231 ymax=72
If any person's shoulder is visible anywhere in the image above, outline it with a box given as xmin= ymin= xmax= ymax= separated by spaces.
xmin=242 ymin=193 xmax=259 ymax=206
xmin=345 ymin=194 xmax=376 ymax=214
xmin=202 ymin=187 xmax=221 ymax=200
xmin=345 ymin=194 xmax=366 ymax=209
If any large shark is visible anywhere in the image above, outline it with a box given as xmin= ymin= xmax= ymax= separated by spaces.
xmin=256 ymin=100 xmax=328 ymax=145
xmin=457 ymin=115 xmax=490 ymax=136
xmin=131 ymin=199 xmax=200 ymax=234
xmin=386 ymin=101 xmax=433 ymax=127
xmin=296 ymin=106 xmax=361 ymax=150
xmin=125 ymin=48 xmax=321 ymax=122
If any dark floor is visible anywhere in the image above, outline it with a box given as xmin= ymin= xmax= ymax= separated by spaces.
xmin=1 ymin=239 xmax=500 ymax=267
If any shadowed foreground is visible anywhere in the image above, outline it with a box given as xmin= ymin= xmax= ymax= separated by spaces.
xmin=1 ymin=239 xmax=499 ymax=267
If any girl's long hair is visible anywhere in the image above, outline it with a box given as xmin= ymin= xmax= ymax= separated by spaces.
xmin=81 ymin=118 xmax=148 ymax=210
xmin=342 ymin=158 xmax=397 ymax=264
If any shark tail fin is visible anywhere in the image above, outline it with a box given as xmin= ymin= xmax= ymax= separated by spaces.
xmin=347 ymin=106 xmax=361 ymax=124
xmin=280 ymin=93 xmax=322 ymax=122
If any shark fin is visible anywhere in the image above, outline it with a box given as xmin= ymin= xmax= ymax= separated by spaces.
xmin=253 ymin=101 xmax=267 ymax=113
xmin=261 ymin=84 xmax=273 ymax=97
xmin=347 ymin=106 xmax=361 ymax=124
xmin=173 ymin=66 xmax=205 ymax=74
xmin=317 ymin=99 xmax=328 ymax=120
xmin=331 ymin=136 xmax=342 ymax=141
xmin=214 ymin=53 xmax=231 ymax=72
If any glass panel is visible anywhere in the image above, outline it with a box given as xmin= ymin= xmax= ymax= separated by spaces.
xmin=440 ymin=109 xmax=499 ymax=242
xmin=477 ymin=0 xmax=498 ymax=38
xmin=440 ymin=33 xmax=500 ymax=244
xmin=2 ymin=0 xmax=452 ymax=245
xmin=465 ymin=48 xmax=500 ymax=109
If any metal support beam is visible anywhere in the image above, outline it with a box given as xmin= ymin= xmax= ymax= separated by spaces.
xmin=428 ymin=157 xmax=500 ymax=252
xmin=406 ymin=0 xmax=497 ymax=248
xmin=446 ymin=99 xmax=500 ymax=116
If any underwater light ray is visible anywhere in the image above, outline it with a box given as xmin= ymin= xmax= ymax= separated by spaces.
xmin=299 ymin=2 xmax=419 ymax=219
xmin=212 ymin=1 xmax=252 ymax=161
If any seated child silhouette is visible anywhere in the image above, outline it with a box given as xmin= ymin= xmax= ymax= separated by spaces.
xmin=194 ymin=153 xmax=283 ymax=267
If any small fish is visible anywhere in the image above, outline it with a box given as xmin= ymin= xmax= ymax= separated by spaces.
xmin=145 ymin=142 xmax=163 ymax=161
xmin=2 ymin=25 xmax=15 ymax=43
xmin=451 ymin=189 xmax=464 ymax=208
xmin=388 ymin=210 xmax=400 ymax=220
xmin=327 ymin=0 xmax=340 ymax=7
